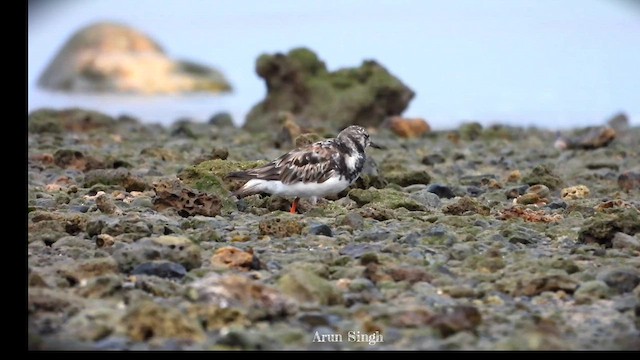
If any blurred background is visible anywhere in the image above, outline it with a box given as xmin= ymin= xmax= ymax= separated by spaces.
xmin=28 ymin=0 xmax=640 ymax=130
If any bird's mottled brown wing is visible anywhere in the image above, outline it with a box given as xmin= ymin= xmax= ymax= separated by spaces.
xmin=228 ymin=141 xmax=339 ymax=184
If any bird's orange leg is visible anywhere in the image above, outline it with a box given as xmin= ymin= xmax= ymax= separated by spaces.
xmin=290 ymin=197 xmax=300 ymax=214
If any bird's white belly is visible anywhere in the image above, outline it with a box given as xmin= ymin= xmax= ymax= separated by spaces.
xmin=244 ymin=176 xmax=352 ymax=198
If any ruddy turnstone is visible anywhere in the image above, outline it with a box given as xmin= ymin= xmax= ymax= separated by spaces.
xmin=227 ymin=125 xmax=382 ymax=214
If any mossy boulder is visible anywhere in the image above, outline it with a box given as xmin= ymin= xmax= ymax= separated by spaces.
xmin=178 ymin=159 xmax=267 ymax=213
xmin=578 ymin=208 xmax=640 ymax=246
xmin=244 ymin=47 xmax=415 ymax=132
xmin=348 ymin=188 xmax=425 ymax=211
xmin=522 ymin=164 xmax=564 ymax=190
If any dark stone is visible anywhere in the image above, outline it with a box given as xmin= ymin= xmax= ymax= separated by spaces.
xmin=131 ymin=261 xmax=187 ymax=279
xmin=466 ymin=186 xmax=484 ymax=197
xmin=427 ymin=184 xmax=455 ymax=199
xmin=421 ymin=154 xmax=445 ymax=166
xmin=618 ymin=171 xmax=640 ymax=191
xmin=309 ymin=224 xmax=333 ymax=237
xmin=597 ymin=268 xmax=640 ymax=294
xmin=546 ymin=200 xmax=567 ymax=210
xmin=69 ymin=205 xmax=90 ymax=213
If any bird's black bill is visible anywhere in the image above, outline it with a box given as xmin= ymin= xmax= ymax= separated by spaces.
xmin=370 ymin=141 xmax=386 ymax=149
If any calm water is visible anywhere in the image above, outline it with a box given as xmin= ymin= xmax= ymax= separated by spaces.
xmin=28 ymin=0 xmax=640 ymax=130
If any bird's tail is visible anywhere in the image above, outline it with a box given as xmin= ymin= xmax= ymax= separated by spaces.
xmin=226 ymin=172 xmax=262 ymax=198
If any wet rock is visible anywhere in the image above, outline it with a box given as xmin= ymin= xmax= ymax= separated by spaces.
xmin=56 ymin=257 xmax=119 ymax=286
xmin=428 ymin=305 xmax=482 ymax=337
xmin=421 ymin=153 xmax=446 ymax=166
xmin=442 ymin=196 xmax=490 ymax=216
xmin=554 ymin=126 xmax=616 ymax=150
xmin=339 ymin=243 xmax=383 ymax=259
xmin=131 ymin=261 xmax=187 ymax=279
xmin=514 ymin=274 xmax=579 ymax=296
xmin=505 ymin=185 xmax=528 ymax=199
xmin=574 ymin=280 xmax=612 ymax=304
xmin=522 ymin=164 xmax=563 ymax=190
xmin=515 ymin=193 xmax=545 ymax=205
xmin=526 ymin=184 xmax=551 ymax=198
xmin=152 ymin=178 xmax=222 ymax=217
xmin=75 ymin=275 xmax=122 ymax=299
xmin=409 ymin=189 xmax=441 ymax=210
xmin=384 ymin=169 xmax=432 ymax=187
xmin=611 ymin=232 xmax=640 ymax=250
xmin=83 ymin=168 xmax=147 ymax=192
xmin=258 ymin=215 xmax=304 ymax=237
xmin=578 ymin=208 xmax=640 ymax=246
xmin=497 ymin=206 xmax=563 ymax=223
xmin=38 ymin=22 xmax=231 ymax=94
xmin=309 ymin=224 xmax=333 ymax=237
xmin=387 ymin=266 xmax=432 ymax=284
xmin=427 ymin=184 xmax=456 ymax=199
xmin=618 ymin=171 xmax=640 ymax=191
xmin=112 ymin=235 xmax=201 ymax=272
xmin=62 ymin=307 xmax=124 ymax=341
xmin=597 ymin=268 xmax=640 ymax=294
xmin=53 ymin=149 xmax=104 ymax=171
xmin=192 ymin=147 xmax=229 ymax=164
xmin=337 ymin=213 xmax=364 ymax=231
xmin=121 ymin=300 xmax=205 ymax=342
xmin=561 ymin=185 xmax=590 ymax=200
xmin=210 ymin=246 xmax=258 ymax=271
xmin=132 ymin=275 xmax=184 ymax=298
xmin=189 ymin=273 xmax=297 ymax=320
xmin=95 ymin=193 xmax=123 ymax=215
xmin=278 ymin=267 xmax=342 ymax=305
xmin=383 ymin=116 xmax=430 ymax=138
xmin=348 ymin=188 xmax=424 ymax=211
xmin=28 ymin=108 xmax=116 ymax=133
xmin=244 ymin=47 xmax=414 ymax=132
xmin=546 ymin=200 xmax=567 ymax=210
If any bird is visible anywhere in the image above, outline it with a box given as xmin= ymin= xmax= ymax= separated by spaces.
xmin=227 ymin=125 xmax=383 ymax=214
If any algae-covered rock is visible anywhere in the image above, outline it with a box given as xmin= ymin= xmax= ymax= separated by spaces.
xmin=574 ymin=280 xmax=612 ymax=304
xmin=278 ymin=267 xmax=342 ymax=305
xmin=442 ymin=196 xmax=490 ymax=216
xmin=384 ymin=169 xmax=432 ymax=187
xmin=578 ymin=208 xmax=640 ymax=246
xmin=189 ymin=273 xmax=297 ymax=320
xmin=522 ymin=164 xmax=563 ymax=190
xmin=121 ymin=300 xmax=205 ymax=342
xmin=83 ymin=168 xmax=147 ymax=192
xmin=178 ymin=159 xmax=267 ymax=212
xmin=244 ymin=47 xmax=414 ymax=132
xmin=348 ymin=188 xmax=425 ymax=211
xmin=112 ymin=235 xmax=201 ymax=271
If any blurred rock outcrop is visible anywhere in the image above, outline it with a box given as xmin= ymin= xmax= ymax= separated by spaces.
xmin=243 ymin=47 xmax=414 ymax=132
xmin=38 ymin=22 xmax=231 ymax=94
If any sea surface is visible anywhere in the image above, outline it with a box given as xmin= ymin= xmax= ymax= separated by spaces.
xmin=28 ymin=0 xmax=640 ymax=130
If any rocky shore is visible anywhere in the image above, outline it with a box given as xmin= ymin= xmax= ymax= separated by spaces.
xmin=27 ymin=107 xmax=639 ymax=350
